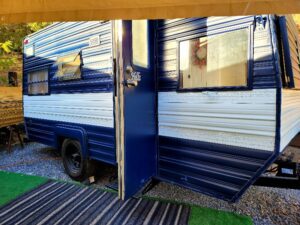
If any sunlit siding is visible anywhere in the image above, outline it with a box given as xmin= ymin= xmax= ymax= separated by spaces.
xmin=280 ymin=89 xmax=300 ymax=151
xmin=23 ymin=21 xmax=113 ymax=95
xmin=159 ymin=89 xmax=276 ymax=151
xmin=156 ymin=16 xmax=279 ymax=202
xmin=23 ymin=22 xmax=116 ymax=164
xmin=156 ymin=16 xmax=278 ymax=151
xmin=156 ymin=16 xmax=278 ymax=91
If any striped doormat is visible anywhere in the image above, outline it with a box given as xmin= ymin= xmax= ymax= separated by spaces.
xmin=0 ymin=181 xmax=190 ymax=225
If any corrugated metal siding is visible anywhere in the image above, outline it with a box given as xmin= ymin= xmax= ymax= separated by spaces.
xmin=156 ymin=16 xmax=280 ymax=201
xmin=23 ymin=22 xmax=116 ymax=164
xmin=23 ymin=21 xmax=113 ymax=94
xmin=158 ymin=136 xmax=273 ymax=201
xmin=25 ymin=118 xmax=116 ymax=164
xmin=156 ymin=16 xmax=278 ymax=91
xmin=159 ymin=89 xmax=276 ymax=151
xmin=280 ymin=89 xmax=300 ymax=151
xmin=24 ymin=93 xmax=114 ymax=128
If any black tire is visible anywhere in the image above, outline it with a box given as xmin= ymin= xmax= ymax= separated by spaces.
xmin=61 ymin=139 xmax=95 ymax=181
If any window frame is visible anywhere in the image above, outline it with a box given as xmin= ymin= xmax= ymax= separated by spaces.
xmin=278 ymin=16 xmax=300 ymax=89
xmin=27 ymin=68 xmax=50 ymax=96
xmin=54 ymin=51 xmax=83 ymax=81
xmin=24 ymin=44 xmax=35 ymax=59
xmin=176 ymin=25 xmax=254 ymax=92
xmin=131 ymin=20 xmax=150 ymax=70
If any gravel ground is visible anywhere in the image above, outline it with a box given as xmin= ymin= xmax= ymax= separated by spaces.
xmin=147 ymin=182 xmax=300 ymax=225
xmin=0 ymin=142 xmax=71 ymax=181
xmin=0 ymin=142 xmax=300 ymax=225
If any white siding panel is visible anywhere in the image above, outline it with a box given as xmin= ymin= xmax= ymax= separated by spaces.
xmin=280 ymin=90 xmax=300 ymax=151
xmin=24 ymin=93 xmax=114 ymax=128
xmin=159 ymin=89 xmax=277 ymax=151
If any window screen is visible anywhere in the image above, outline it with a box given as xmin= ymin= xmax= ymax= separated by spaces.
xmin=179 ymin=29 xmax=249 ymax=89
xmin=132 ymin=20 xmax=149 ymax=68
xmin=28 ymin=70 xmax=48 ymax=95
xmin=54 ymin=52 xmax=82 ymax=80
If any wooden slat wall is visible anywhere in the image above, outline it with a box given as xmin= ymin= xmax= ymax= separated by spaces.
xmin=0 ymin=87 xmax=23 ymax=128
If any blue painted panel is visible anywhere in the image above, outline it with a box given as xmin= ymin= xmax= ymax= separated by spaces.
xmin=25 ymin=117 xmax=116 ymax=165
xmin=157 ymin=135 xmax=276 ymax=202
xmin=121 ymin=21 xmax=157 ymax=200
xmin=156 ymin=16 xmax=279 ymax=91
xmin=23 ymin=21 xmax=113 ymax=95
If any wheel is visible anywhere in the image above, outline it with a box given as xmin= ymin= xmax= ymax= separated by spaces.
xmin=61 ymin=139 xmax=95 ymax=181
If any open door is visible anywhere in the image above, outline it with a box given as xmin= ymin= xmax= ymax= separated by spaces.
xmin=115 ymin=20 xmax=157 ymax=200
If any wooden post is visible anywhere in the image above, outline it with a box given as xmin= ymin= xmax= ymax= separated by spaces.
xmin=7 ymin=125 xmax=24 ymax=153
xmin=16 ymin=126 xmax=24 ymax=149
xmin=7 ymin=126 xmax=13 ymax=153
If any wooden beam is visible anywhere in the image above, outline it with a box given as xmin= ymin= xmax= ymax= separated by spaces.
xmin=0 ymin=0 xmax=300 ymax=23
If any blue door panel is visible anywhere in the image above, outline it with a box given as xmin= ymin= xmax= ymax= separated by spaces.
xmin=121 ymin=20 xmax=157 ymax=199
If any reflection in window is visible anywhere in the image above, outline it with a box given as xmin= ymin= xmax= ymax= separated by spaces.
xmin=179 ymin=29 xmax=249 ymax=89
xmin=28 ymin=70 xmax=48 ymax=95
xmin=132 ymin=20 xmax=149 ymax=68
xmin=54 ymin=52 xmax=82 ymax=81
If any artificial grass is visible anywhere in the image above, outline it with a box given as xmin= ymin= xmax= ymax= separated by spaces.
xmin=189 ymin=206 xmax=253 ymax=225
xmin=0 ymin=171 xmax=253 ymax=225
xmin=144 ymin=195 xmax=253 ymax=225
xmin=0 ymin=170 xmax=48 ymax=206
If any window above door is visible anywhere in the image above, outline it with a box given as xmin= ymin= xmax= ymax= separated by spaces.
xmin=132 ymin=20 xmax=149 ymax=69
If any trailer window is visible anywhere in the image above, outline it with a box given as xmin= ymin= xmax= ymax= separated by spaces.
xmin=24 ymin=44 xmax=35 ymax=58
xmin=279 ymin=16 xmax=300 ymax=88
xmin=28 ymin=70 xmax=48 ymax=95
xmin=54 ymin=52 xmax=82 ymax=80
xmin=132 ymin=20 xmax=149 ymax=68
xmin=179 ymin=29 xmax=249 ymax=90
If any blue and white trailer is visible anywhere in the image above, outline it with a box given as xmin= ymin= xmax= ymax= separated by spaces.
xmin=23 ymin=15 xmax=300 ymax=202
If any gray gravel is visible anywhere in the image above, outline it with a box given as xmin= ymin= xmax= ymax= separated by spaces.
xmin=0 ymin=142 xmax=71 ymax=181
xmin=1 ymin=142 xmax=300 ymax=225
xmin=146 ymin=182 xmax=300 ymax=225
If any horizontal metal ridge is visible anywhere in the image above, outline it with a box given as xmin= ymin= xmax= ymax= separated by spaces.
xmin=158 ymin=136 xmax=273 ymax=201
xmin=159 ymin=168 xmax=241 ymax=196
xmin=160 ymin=145 xmax=263 ymax=171
xmin=159 ymin=157 xmax=251 ymax=185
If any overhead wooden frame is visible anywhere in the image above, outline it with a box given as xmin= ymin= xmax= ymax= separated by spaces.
xmin=0 ymin=0 xmax=300 ymax=23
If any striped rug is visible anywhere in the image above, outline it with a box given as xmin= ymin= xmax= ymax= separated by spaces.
xmin=0 ymin=181 xmax=190 ymax=225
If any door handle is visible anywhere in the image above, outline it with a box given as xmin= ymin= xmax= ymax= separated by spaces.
xmin=124 ymin=65 xmax=140 ymax=87
xmin=125 ymin=79 xmax=138 ymax=87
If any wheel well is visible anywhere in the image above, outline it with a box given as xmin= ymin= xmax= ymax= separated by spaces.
xmin=57 ymin=136 xmax=67 ymax=152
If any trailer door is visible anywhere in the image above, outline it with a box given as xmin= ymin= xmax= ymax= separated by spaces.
xmin=115 ymin=20 xmax=157 ymax=200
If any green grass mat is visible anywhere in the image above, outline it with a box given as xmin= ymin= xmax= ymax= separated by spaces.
xmin=0 ymin=170 xmax=48 ymax=206
xmin=144 ymin=195 xmax=253 ymax=225
xmin=189 ymin=206 xmax=253 ymax=225
xmin=0 ymin=171 xmax=252 ymax=225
